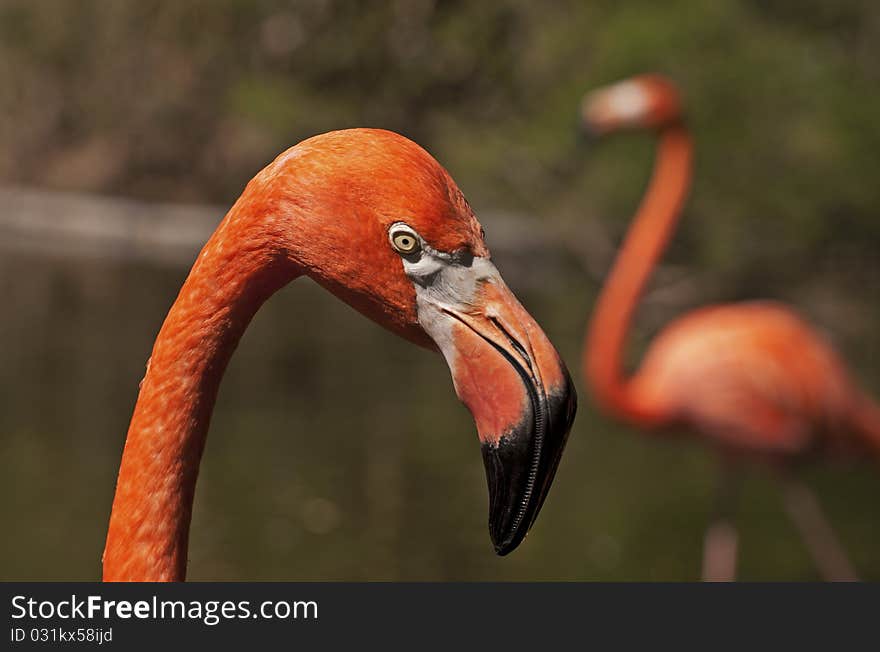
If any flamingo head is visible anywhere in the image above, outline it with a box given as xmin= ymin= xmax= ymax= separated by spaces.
xmin=261 ymin=129 xmax=576 ymax=555
xmin=580 ymin=74 xmax=682 ymax=135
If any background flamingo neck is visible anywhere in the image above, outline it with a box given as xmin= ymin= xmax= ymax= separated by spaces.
xmin=103 ymin=206 xmax=298 ymax=581
xmin=584 ymin=124 xmax=693 ymax=425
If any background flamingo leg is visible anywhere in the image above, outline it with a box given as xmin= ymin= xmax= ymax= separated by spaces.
xmin=701 ymin=462 xmax=742 ymax=582
xmin=780 ymin=477 xmax=859 ymax=582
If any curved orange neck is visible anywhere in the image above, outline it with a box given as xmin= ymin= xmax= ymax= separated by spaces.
xmin=102 ymin=196 xmax=299 ymax=581
xmin=584 ymin=124 xmax=693 ymax=426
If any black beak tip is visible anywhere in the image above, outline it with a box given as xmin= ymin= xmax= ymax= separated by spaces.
xmin=493 ymin=539 xmax=518 ymax=557
xmin=489 ymin=513 xmax=527 ymax=556
xmin=482 ymin=373 xmax=577 ymax=557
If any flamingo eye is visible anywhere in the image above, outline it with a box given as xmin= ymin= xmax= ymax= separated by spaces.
xmin=389 ymin=226 xmax=420 ymax=255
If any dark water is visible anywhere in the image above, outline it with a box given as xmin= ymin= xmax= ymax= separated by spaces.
xmin=2 ymin=251 xmax=878 ymax=581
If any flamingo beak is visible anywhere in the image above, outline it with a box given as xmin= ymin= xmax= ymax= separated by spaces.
xmin=417 ymin=262 xmax=576 ymax=555
xmin=580 ymin=91 xmax=617 ymax=138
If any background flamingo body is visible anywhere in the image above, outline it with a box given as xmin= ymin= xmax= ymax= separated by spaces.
xmin=629 ymin=300 xmax=880 ymax=457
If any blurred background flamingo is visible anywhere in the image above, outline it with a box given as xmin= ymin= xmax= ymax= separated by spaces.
xmin=579 ymin=75 xmax=880 ymax=581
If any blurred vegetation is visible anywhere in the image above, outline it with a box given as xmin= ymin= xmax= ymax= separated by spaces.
xmin=1 ymin=0 xmax=879 ymax=580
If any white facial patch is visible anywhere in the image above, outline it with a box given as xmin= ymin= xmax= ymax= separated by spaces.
xmin=408 ymin=251 xmax=501 ymax=392
xmin=386 ymin=222 xmax=500 ymax=373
